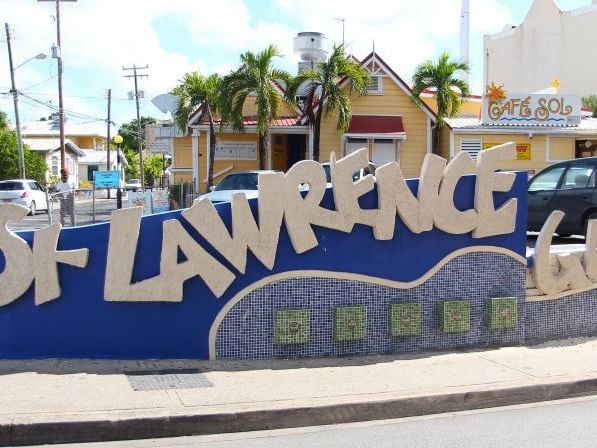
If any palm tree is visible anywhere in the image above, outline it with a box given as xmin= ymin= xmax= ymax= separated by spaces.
xmin=221 ymin=45 xmax=291 ymax=170
xmin=171 ymin=72 xmax=222 ymax=190
xmin=582 ymin=95 xmax=597 ymax=118
xmin=411 ymin=51 xmax=470 ymax=154
xmin=286 ymin=44 xmax=370 ymax=162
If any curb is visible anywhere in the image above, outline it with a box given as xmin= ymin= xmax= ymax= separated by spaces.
xmin=3 ymin=378 xmax=597 ymax=446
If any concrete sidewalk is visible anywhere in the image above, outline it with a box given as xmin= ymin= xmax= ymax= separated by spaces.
xmin=3 ymin=338 xmax=597 ymax=446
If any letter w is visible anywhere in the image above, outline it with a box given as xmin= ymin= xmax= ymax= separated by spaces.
xmin=183 ymin=173 xmax=285 ymax=274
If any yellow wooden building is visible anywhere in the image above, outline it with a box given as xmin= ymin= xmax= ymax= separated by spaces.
xmin=168 ymin=52 xmax=437 ymax=191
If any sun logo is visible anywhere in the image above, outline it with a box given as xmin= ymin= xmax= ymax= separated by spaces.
xmin=486 ymin=82 xmax=506 ymax=103
xmin=551 ymin=79 xmax=561 ymax=92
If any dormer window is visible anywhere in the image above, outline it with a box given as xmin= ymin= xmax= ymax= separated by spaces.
xmin=367 ymin=74 xmax=383 ymax=95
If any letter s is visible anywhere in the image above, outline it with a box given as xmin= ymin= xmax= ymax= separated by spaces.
xmin=0 ymin=204 xmax=34 ymax=306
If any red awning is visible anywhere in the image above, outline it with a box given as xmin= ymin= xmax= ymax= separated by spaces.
xmin=347 ymin=115 xmax=405 ymax=136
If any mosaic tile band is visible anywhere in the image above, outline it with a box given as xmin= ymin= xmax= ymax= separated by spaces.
xmin=215 ymin=253 xmax=527 ymax=359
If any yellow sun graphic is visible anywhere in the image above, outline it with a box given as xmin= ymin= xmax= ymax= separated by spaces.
xmin=486 ymin=82 xmax=506 ymax=103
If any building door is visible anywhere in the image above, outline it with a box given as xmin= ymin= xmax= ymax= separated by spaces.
xmin=372 ymin=139 xmax=395 ymax=165
xmin=287 ymin=134 xmax=306 ymax=169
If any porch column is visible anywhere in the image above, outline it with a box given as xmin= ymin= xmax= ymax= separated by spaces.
xmin=192 ymin=128 xmax=200 ymax=192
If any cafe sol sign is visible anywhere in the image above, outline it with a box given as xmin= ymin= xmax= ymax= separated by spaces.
xmin=483 ymin=94 xmax=581 ymax=127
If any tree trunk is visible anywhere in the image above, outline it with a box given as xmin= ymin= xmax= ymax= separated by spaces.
xmin=258 ymin=134 xmax=267 ymax=170
xmin=313 ymin=105 xmax=323 ymax=162
xmin=207 ymin=105 xmax=216 ymax=190
xmin=433 ymin=124 xmax=441 ymax=155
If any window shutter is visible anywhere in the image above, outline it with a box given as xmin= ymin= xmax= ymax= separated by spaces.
xmin=460 ymin=139 xmax=482 ymax=160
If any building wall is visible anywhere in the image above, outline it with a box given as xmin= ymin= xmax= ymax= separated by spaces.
xmin=452 ymin=132 xmax=576 ymax=174
xmin=241 ymin=96 xmax=297 ymax=118
xmin=318 ymin=73 xmax=430 ymax=178
xmin=485 ymin=0 xmax=597 ymax=96
xmin=198 ymin=132 xmax=260 ymax=191
xmin=422 ymin=97 xmax=482 ymax=116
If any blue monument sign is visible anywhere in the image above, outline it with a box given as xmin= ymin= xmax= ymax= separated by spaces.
xmin=1 ymin=144 xmax=593 ymax=360
xmin=93 ymin=170 xmax=120 ymax=188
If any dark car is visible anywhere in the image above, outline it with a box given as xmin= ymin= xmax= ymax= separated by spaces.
xmin=528 ymin=157 xmax=597 ymax=236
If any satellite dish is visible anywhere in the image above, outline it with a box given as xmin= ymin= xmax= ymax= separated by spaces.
xmin=151 ymin=94 xmax=179 ymax=115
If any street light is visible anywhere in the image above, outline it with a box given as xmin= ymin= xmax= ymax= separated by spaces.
xmin=14 ymin=53 xmax=47 ymax=70
xmin=113 ymin=134 xmax=123 ymax=209
xmin=4 ymin=22 xmax=47 ymax=179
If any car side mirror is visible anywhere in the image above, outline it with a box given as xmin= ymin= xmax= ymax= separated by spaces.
xmin=209 ymin=186 xmax=216 ymax=192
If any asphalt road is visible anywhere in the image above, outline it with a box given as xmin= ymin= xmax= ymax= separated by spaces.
xmin=31 ymin=396 xmax=597 ymax=448
xmin=7 ymin=198 xmax=119 ymax=232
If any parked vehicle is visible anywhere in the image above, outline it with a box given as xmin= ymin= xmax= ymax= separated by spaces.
xmin=0 ymin=180 xmax=49 ymax=215
xmin=527 ymin=157 xmax=597 ymax=236
xmin=199 ymin=170 xmax=276 ymax=203
xmin=124 ymin=179 xmax=142 ymax=191
xmin=321 ymin=161 xmax=377 ymax=184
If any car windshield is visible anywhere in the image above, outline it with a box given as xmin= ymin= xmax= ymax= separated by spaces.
xmin=0 ymin=181 xmax=24 ymax=191
xmin=215 ymin=173 xmax=259 ymax=191
xmin=322 ymin=165 xmax=365 ymax=183
xmin=128 ymin=179 xmax=141 ymax=184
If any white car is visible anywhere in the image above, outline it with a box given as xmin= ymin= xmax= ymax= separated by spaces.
xmin=0 ymin=179 xmax=49 ymax=215
xmin=124 ymin=179 xmax=142 ymax=191
xmin=200 ymin=171 xmax=276 ymax=203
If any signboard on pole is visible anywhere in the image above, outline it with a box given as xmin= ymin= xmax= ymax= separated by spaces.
xmin=93 ymin=170 xmax=121 ymax=188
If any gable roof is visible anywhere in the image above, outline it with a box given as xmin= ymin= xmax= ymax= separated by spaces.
xmin=298 ymin=51 xmax=437 ymax=124
xmin=360 ymin=52 xmax=437 ymax=121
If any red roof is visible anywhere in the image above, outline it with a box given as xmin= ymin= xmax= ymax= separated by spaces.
xmin=347 ymin=115 xmax=405 ymax=135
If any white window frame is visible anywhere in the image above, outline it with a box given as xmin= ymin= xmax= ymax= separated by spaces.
xmin=460 ymin=139 xmax=482 ymax=160
xmin=367 ymin=74 xmax=383 ymax=95
xmin=51 ymin=156 xmax=58 ymax=176
xmin=214 ymin=141 xmax=257 ymax=160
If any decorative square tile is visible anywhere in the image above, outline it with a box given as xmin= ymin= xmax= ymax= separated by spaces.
xmin=487 ymin=297 xmax=518 ymax=329
xmin=440 ymin=300 xmax=470 ymax=333
xmin=335 ymin=306 xmax=367 ymax=342
xmin=389 ymin=303 xmax=421 ymax=337
xmin=275 ymin=309 xmax=309 ymax=344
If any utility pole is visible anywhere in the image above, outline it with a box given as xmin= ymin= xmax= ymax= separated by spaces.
xmin=123 ymin=64 xmax=148 ymax=190
xmin=106 ymin=88 xmax=111 ymax=199
xmin=38 ymin=0 xmax=77 ymax=171
xmin=4 ymin=23 xmax=26 ymax=179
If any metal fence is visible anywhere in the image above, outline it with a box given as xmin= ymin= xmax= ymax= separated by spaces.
xmin=48 ymin=189 xmax=119 ymax=228
xmin=169 ymin=182 xmax=199 ymax=209
xmin=8 ymin=182 xmax=201 ymax=232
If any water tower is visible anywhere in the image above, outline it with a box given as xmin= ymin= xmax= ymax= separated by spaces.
xmin=293 ymin=32 xmax=329 ymax=73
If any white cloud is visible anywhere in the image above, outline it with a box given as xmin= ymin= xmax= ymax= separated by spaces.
xmin=0 ymin=0 xmax=515 ymax=128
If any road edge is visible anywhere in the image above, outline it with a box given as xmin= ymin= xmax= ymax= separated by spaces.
xmin=3 ymin=377 xmax=597 ymax=446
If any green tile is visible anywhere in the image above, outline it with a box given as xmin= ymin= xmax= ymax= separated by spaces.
xmin=275 ymin=309 xmax=310 ymax=344
xmin=389 ymin=303 xmax=421 ymax=337
xmin=440 ymin=300 xmax=470 ymax=333
xmin=487 ymin=297 xmax=518 ymax=329
xmin=335 ymin=306 xmax=367 ymax=342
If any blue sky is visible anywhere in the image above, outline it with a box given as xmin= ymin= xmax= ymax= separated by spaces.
xmin=0 ymin=0 xmax=591 ymax=135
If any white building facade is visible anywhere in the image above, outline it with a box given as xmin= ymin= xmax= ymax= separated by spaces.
xmin=484 ymin=0 xmax=597 ymax=96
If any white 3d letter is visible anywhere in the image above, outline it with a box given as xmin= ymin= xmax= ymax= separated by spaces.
xmin=473 ymin=142 xmax=517 ymax=238
xmin=374 ymin=154 xmax=445 ymax=239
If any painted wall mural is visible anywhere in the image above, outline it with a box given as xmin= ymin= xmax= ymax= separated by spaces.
xmin=1 ymin=143 xmax=585 ymax=360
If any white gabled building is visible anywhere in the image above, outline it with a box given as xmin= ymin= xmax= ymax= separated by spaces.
xmin=484 ymin=0 xmax=597 ymax=96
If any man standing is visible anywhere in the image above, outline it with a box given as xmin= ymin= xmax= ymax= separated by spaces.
xmin=57 ymin=168 xmax=76 ymax=226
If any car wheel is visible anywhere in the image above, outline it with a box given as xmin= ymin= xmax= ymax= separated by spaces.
xmin=584 ymin=212 xmax=597 ymax=237
xmin=29 ymin=201 xmax=36 ymax=216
